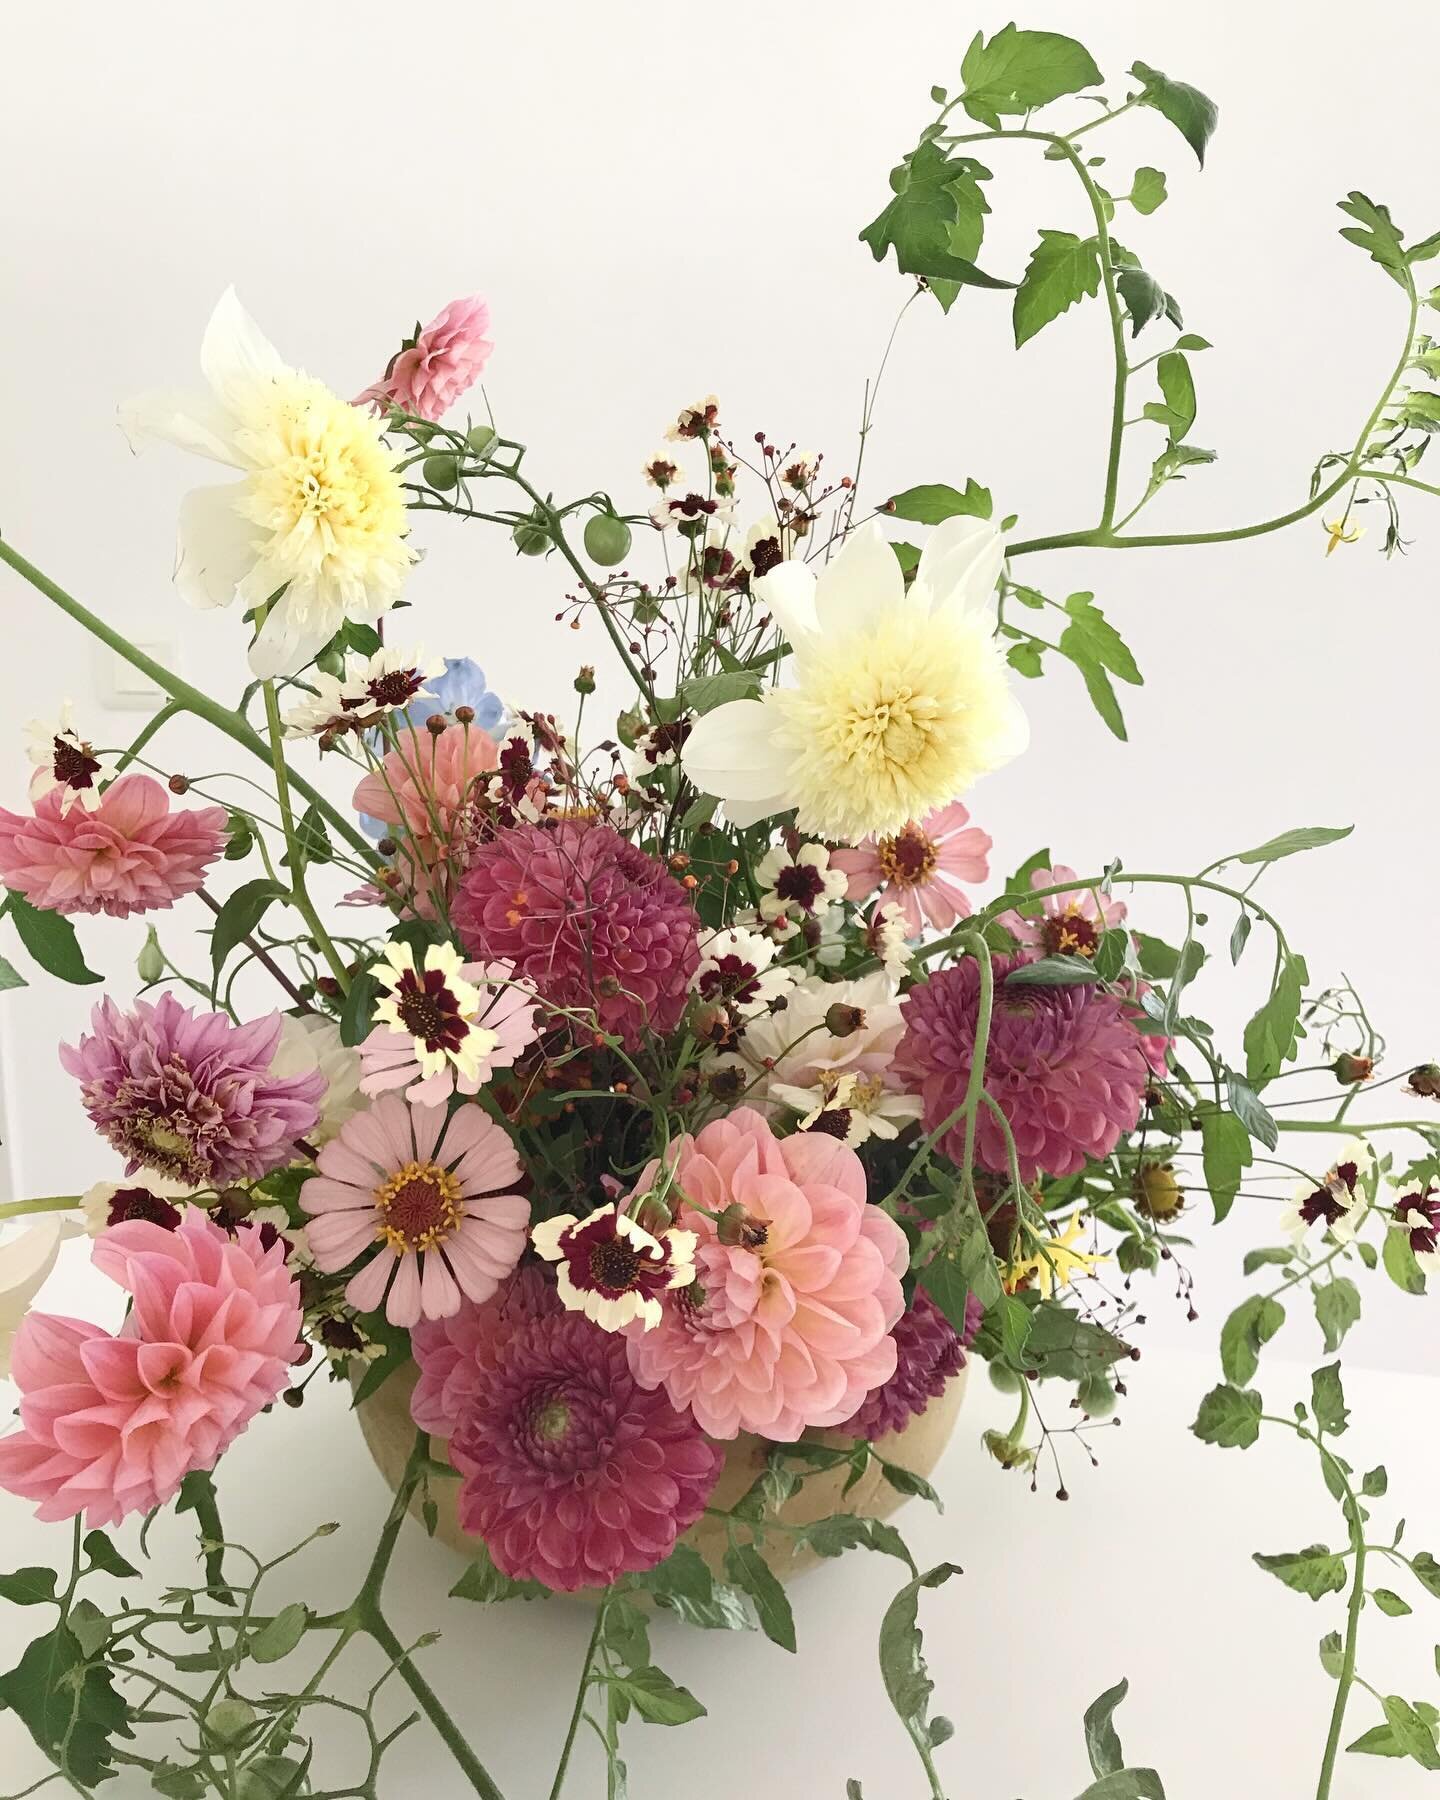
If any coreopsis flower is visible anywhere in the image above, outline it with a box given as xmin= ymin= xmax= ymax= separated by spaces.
xmin=0 ymin=775 xmax=226 ymax=919
xmin=80 ymin=1177 xmax=190 ymax=1236
xmin=120 ymin=287 xmax=414 ymax=678
xmin=0 ymin=1213 xmax=300 ymax=1524
xmin=649 ymin=490 xmax=735 ymax=536
xmin=641 ymin=452 xmax=682 ymax=489
xmin=1391 ymin=1182 xmax=1440 ymax=1273
xmin=270 ymin=1014 xmax=365 ymax=1145
xmin=410 ymin=1263 xmax=558 ymax=1436
xmin=531 ymin=1202 xmax=696 ymax=1330
xmin=1278 ymin=1141 xmax=1373 ymax=1244
xmin=683 ymin=517 xmax=1026 ymax=840
xmin=450 ymin=1309 xmax=722 ymax=1590
xmin=840 ymin=1288 xmax=980 ymax=1441
xmin=0 ymin=1216 xmax=82 ymax=1378
xmin=361 ymin=942 xmax=539 ymax=1108
xmin=831 ymin=802 xmax=992 ymax=938
xmin=354 ymin=294 xmax=493 ymax=422
xmin=666 ymin=396 xmax=720 ymax=441
xmin=865 ymin=903 xmax=914 ymax=979
xmin=1005 ymin=1212 xmax=1107 ymax=1296
xmin=61 ymin=997 xmax=325 ymax=1187
xmin=693 ymin=924 xmax=795 ymax=1019
xmin=24 ymin=703 xmax=113 ymax=815
xmin=352 ymin=721 xmax=501 ymax=915
xmin=996 ymin=864 xmax=1126 ymax=959
xmin=743 ymin=520 xmax=786 ymax=582
xmin=715 ymin=969 xmax=910 ymax=1115
xmin=301 ymin=1092 xmax=529 ymax=1326
xmin=754 ymin=839 xmax=847 ymax=927
xmin=771 ymin=1069 xmax=922 ymax=1147
xmin=282 ymin=647 xmax=442 ymax=738
xmin=628 ymin=715 xmax=695 ymax=776
xmin=624 ymin=1108 xmax=907 ymax=1439
xmin=894 ymin=952 xmax=1164 ymax=1183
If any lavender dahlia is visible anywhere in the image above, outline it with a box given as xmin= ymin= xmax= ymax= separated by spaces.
xmin=60 ymin=996 xmax=326 ymax=1187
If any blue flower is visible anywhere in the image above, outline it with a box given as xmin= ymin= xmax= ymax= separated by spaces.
xmin=358 ymin=657 xmax=508 ymax=841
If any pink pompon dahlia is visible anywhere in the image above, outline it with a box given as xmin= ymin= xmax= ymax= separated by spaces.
xmin=830 ymin=802 xmax=992 ymax=938
xmin=450 ymin=1309 xmax=721 ymax=1590
xmin=894 ymin=952 xmax=1164 ymax=1184
xmin=301 ymin=1093 xmax=529 ymax=1327
xmin=839 ymin=1288 xmax=981 ymax=1441
xmin=61 ymin=996 xmax=325 ymax=1187
xmin=355 ymin=295 xmax=494 ymax=422
xmin=623 ymin=1107 xmax=907 ymax=1440
xmin=353 ymin=722 xmax=500 ymax=917
xmin=410 ymin=1263 xmax=558 ymax=1438
xmin=0 ymin=774 xmax=227 ymax=918
xmin=0 ymin=1212 xmax=300 ymax=1526
xmin=995 ymin=864 xmax=1126 ymax=960
xmin=453 ymin=820 xmax=700 ymax=1049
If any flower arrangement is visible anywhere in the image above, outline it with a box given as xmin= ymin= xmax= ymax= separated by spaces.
xmin=3 ymin=23 xmax=1440 ymax=1799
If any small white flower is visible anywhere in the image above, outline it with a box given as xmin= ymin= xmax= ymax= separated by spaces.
xmin=246 ymin=1204 xmax=312 ymax=1268
xmin=665 ymin=395 xmax=720 ymax=442
xmin=770 ymin=1070 xmax=923 ymax=1147
xmin=24 ymin=702 xmax=114 ymax=816
xmin=648 ymin=490 xmax=736 ymax=535
xmin=754 ymin=840 xmax=847 ymax=925
xmin=626 ymin=714 xmax=695 ymax=781
xmin=1277 ymin=1139 xmax=1374 ymax=1244
xmin=869 ymin=903 xmax=914 ymax=979
xmin=531 ymin=1203 xmax=697 ymax=1331
xmin=282 ymin=647 xmax=442 ymax=738
xmin=777 ymin=451 xmax=817 ymax=492
xmin=693 ymin=925 xmax=796 ymax=1019
xmin=641 ymin=451 xmax=683 ymax=490
xmin=0 ymin=1215 xmax=83 ymax=1377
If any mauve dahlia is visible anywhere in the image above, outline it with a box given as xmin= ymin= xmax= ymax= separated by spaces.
xmin=453 ymin=820 xmax=699 ymax=1049
xmin=0 ymin=775 xmax=226 ymax=918
xmin=60 ymin=995 xmax=326 ymax=1187
xmin=410 ymin=1263 xmax=558 ymax=1437
xmin=840 ymin=1289 xmax=981 ymax=1441
xmin=894 ymin=952 xmax=1163 ymax=1184
xmin=449 ymin=1309 xmax=721 ymax=1591
xmin=0 ymin=1213 xmax=300 ymax=1526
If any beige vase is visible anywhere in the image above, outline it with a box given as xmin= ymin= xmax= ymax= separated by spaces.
xmin=356 ymin=1362 xmax=967 ymax=1584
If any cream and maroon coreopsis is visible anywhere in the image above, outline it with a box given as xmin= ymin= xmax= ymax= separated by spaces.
xmin=531 ymin=1201 xmax=696 ymax=1331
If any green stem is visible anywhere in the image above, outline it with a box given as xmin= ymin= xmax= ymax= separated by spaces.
xmin=0 ymin=1195 xmax=79 ymax=1221
xmin=547 ymin=1596 xmax=609 ymax=1800
xmin=1315 ymin=1452 xmax=1366 ymax=1799
xmin=956 ymin=934 xmax=995 ymax=1198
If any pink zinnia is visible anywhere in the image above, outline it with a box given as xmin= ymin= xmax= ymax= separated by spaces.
xmin=61 ymin=996 xmax=325 ymax=1187
xmin=839 ymin=1289 xmax=981 ymax=1441
xmin=301 ymin=1093 xmax=529 ymax=1327
xmin=0 ymin=774 xmax=226 ymax=918
xmin=353 ymin=723 xmax=500 ymax=917
xmin=0 ymin=1213 xmax=300 ymax=1526
xmin=623 ymin=1107 xmax=907 ymax=1440
xmin=996 ymin=863 xmax=1126 ymax=959
xmin=410 ymin=1263 xmax=558 ymax=1437
xmin=830 ymin=802 xmax=992 ymax=938
xmin=450 ymin=1308 xmax=721 ymax=1591
xmin=355 ymin=295 xmax=493 ymax=422
xmin=894 ymin=951 xmax=1164 ymax=1184
xmin=453 ymin=820 xmax=700 ymax=1049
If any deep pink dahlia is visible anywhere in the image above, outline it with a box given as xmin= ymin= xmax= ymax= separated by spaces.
xmin=452 ymin=820 xmax=700 ymax=1049
xmin=840 ymin=1289 xmax=981 ymax=1441
xmin=0 ymin=1213 xmax=300 ymax=1526
xmin=448 ymin=1309 xmax=721 ymax=1591
xmin=0 ymin=774 xmax=227 ymax=918
xmin=410 ymin=1264 xmax=558 ymax=1437
xmin=894 ymin=953 xmax=1163 ymax=1184
xmin=60 ymin=995 xmax=326 ymax=1187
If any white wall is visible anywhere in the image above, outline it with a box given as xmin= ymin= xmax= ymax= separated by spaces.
xmin=1 ymin=0 xmax=1438 ymax=1372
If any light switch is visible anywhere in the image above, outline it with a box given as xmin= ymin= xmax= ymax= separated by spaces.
xmin=102 ymin=643 xmax=174 ymax=711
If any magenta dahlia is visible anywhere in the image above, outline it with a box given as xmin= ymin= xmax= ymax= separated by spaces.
xmin=410 ymin=1264 xmax=558 ymax=1438
xmin=840 ymin=1289 xmax=981 ymax=1441
xmin=60 ymin=995 xmax=326 ymax=1187
xmin=895 ymin=952 xmax=1164 ymax=1184
xmin=448 ymin=1309 xmax=721 ymax=1591
xmin=452 ymin=820 xmax=699 ymax=1048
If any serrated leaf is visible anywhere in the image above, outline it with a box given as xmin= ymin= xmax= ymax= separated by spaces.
xmin=1014 ymin=230 xmax=1101 ymax=347
xmin=1312 ymin=1362 xmax=1350 ymax=1436
xmin=1243 ymin=953 xmax=1308 ymax=1084
xmin=6 ymin=890 xmax=102 ymax=985
xmin=860 ymin=141 xmax=1010 ymax=308
xmin=886 ymin=480 xmax=993 ymax=524
xmin=878 ymin=1562 xmax=963 ymax=1763
xmin=449 ymin=1543 xmax=549 ymax=1604
xmin=1192 ymin=1383 xmax=1263 ymax=1449
xmin=608 ymin=1664 xmax=706 ymax=1726
xmin=1338 ymin=192 xmax=1410 ymax=288
xmin=1131 ymin=61 xmax=1219 ymax=167
xmin=1220 ymin=1295 xmax=1285 ymax=1386
xmin=0 ymin=1623 xmax=133 ymax=1783
xmin=960 ymin=25 xmax=1101 ymax=128
xmin=1381 ymin=1695 xmax=1440 ymax=1768
xmin=1253 ymin=1544 xmax=1348 ymax=1599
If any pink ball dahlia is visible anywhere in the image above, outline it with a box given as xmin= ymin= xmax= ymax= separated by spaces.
xmin=452 ymin=820 xmax=700 ymax=1049
xmin=61 ymin=996 xmax=325 ymax=1187
xmin=353 ymin=722 xmax=500 ymax=916
xmin=355 ymin=295 xmax=494 ymax=422
xmin=410 ymin=1263 xmax=558 ymax=1437
xmin=623 ymin=1107 xmax=907 ymax=1440
xmin=839 ymin=1289 xmax=981 ymax=1441
xmin=0 ymin=774 xmax=226 ymax=918
xmin=0 ymin=1213 xmax=300 ymax=1526
xmin=449 ymin=1308 xmax=721 ymax=1591
xmin=894 ymin=952 xmax=1164 ymax=1184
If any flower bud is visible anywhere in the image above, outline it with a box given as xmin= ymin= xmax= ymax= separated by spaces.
xmin=454 ymin=705 xmax=475 ymax=725
xmin=1409 ymin=1063 xmax=1440 ymax=1100
xmin=825 ymin=1003 xmax=865 ymax=1038
xmin=634 ymin=1194 xmax=674 ymax=1236
xmin=716 ymin=1204 xmax=767 ymax=1248
xmin=425 ymin=712 xmax=449 ymax=736
xmin=136 ymin=927 xmax=165 ymax=985
xmin=215 ymin=1186 xmax=253 ymax=1221
xmin=167 ymin=773 xmax=190 ymax=795
xmin=376 ymin=836 xmax=398 ymax=858
xmin=1332 ymin=1052 xmax=1374 ymax=1085
xmin=574 ymin=666 xmax=596 ymax=696
xmin=422 ymin=452 xmax=460 ymax=491
xmin=281 ymin=1386 xmax=304 ymax=1409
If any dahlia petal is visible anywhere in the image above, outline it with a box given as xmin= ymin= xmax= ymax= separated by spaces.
xmin=813 ymin=521 xmax=904 ymax=638
xmin=175 ymin=482 xmax=258 ymax=610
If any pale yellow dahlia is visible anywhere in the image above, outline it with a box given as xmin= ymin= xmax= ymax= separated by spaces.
xmin=682 ymin=518 xmax=1026 ymax=841
xmin=121 ymin=288 xmax=414 ymax=678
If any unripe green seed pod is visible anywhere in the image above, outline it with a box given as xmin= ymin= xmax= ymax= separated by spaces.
xmin=136 ymin=928 xmax=164 ymax=985
xmin=422 ymin=452 xmax=460 ymax=491
xmin=513 ymin=520 xmax=550 ymax=556
xmin=583 ymin=514 xmax=633 ymax=566
xmin=205 ymin=1698 xmax=257 ymax=1743
xmin=466 ymin=424 xmax=498 ymax=460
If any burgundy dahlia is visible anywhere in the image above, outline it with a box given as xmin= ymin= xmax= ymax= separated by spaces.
xmin=841 ymin=1289 xmax=980 ymax=1441
xmin=895 ymin=952 xmax=1165 ymax=1183
xmin=452 ymin=820 xmax=699 ymax=1048
xmin=449 ymin=1309 xmax=721 ymax=1591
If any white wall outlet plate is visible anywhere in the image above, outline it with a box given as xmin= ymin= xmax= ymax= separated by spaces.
xmin=100 ymin=642 xmax=174 ymax=711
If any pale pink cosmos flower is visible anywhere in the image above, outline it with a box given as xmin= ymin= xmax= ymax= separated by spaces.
xmin=0 ymin=1213 xmax=300 ymax=1526
xmin=301 ymin=1093 xmax=529 ymax=1328
xmin=995 ymin=863 xmax=1126 ymax=960
xmin=830 ymin=801 xmax=991 ymax=939
xmin=355 ymin=296 xmax=493 ymax=422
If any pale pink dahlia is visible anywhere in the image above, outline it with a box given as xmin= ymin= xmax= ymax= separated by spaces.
xmin=894 ymin=952 xmax=1162 ymax=1184
xmin=450 ymin=1309 xmax=721 ymax=1590
xmin=453 ymin=820 xmax=700 ymax=1049
xmin=61 ymin=996 xmax=325 ymax=1187
xmin=0 ymin=1212 xmax=300 ymax=1526
xmin=355 ymin=295 xmax=494 ymax=422
xmin=831 ymin=802 xmax=992 ymax=938
xmin=0 ymin=774 xmax=226 ymax=918
xmin=840 ymin=1289 xmax=981 ymax=1441
xmin=353 ymin=722 xmax=500 ymax=915
xmin=410 ymin=1263 xmax=558 ymax=1437
xmin=301 ymin=1093 xmax=529 ymax=1327
xmin=996 ymin=864 xmax=1126 ymax=960
xmin=623 ymin=1107 xmax=907 ymax=1440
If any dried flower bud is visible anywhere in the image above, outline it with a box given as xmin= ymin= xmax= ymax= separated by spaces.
xmin=596 ymin=974 xmax=622 ymax=997
xmin=136 ymin=927 xmax=165 ymax=985
xmin=1332 ymin=1052 xmax=1374 ymax=1085
xmin=707 ymin=1064 xmax=745 ymax=1102
xmin=167 ymin=773 xmax=190 ymax=795
xmin=716 ymin=1204 xmax=767 ymax=1248
xmin=693 ymin=1005 xmax=732 ymax=1046
xmin=282 ymin=1386 xmax=305 ymax=1409
xmin=376 ymin=836 xmax=398 ymax=858
xmin=825 ymin=1003 xmax=866 ymax=1038
xmin=1409 ymin=1063 xmax=1440 ymax=1100
xmin=425 ymin=712 xmax=450 ymax=736
xmin=454 ymin=704 xmax=476 ymax=724
xmin=574 ymin=666 xmax=596 ymax=696
xmin=215 ymin=1186 xmax=253 ymax=1222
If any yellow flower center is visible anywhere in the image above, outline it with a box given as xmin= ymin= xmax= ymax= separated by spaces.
xmin=375 ymin=1159 xmax=462 ymax=1254
xmin=876 ymin=823 xmax=939 ymax=889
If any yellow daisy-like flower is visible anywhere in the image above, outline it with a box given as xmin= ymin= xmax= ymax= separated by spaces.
xmin=121 ymin=288 xmax=415 ymax=678
xmin=682 ymin=518 xmax=1027 ymax=842
xmin=1005 ymin=1211 xmax=1106 ymax=1297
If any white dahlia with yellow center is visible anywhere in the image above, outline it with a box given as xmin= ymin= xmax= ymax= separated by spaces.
xmin=121 ymin=288 xmax=414 ymax=679
xmin=683 ymin=517 xmax=1026 ymax=841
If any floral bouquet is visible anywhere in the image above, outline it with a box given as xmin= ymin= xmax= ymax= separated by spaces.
xmin=3 ymin=24 xmax=1440 ymax=1800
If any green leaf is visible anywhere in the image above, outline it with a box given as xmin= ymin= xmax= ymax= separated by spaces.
xmin=82 ymin=1531 xmax=140 ymax=1581
xmin=1115 ymin=263 xmax=1167 ymax=337
xmin=1075 ymin=1776 xmax=1166 ymax=1800
xmin=801 ymin=1515 xmax=917 ymax=1575
xmin=1130 ymin=61 xmax=1219 ymax=167
xmin=634 ymin=1545 xmax=751 ymax=1630
xmin=209 ymin=878 xmax=286 ymax=977
xmin=886 ymin=480 xmax=993 ymax=524
xmin=1338 ymin=192 xmax=1410 ymax=287
xmin=1229 ymin=909 xmax=1252 ymax=965
xmin=1151 ymin=442 xmax=1217 ymax=488
xmin=1083 ymin=1677 xmax=1129 ymax=1778
xmin=1384 ymin=1225 xmax=1428 ymax=1296
xmin=1219 ymin=1295 xmax=1285 ymax=1386
xmin=1013 ymin=230 xmax=1101 ymax=348
xmin=1226 ymin=1074 xmax=1278 ymax=1152
xmin=248 ymin=1602 xmax=309 ymax=1664
xmin=1253 ymin=1544 xmax=1347 ymax=1600
xmin=1381 ymin=1695 xmax=1440 ymax=1769
xmin=1362 ymin=1465 xmax=1388 ymax=1498
xmin=918 ymin=1251 xmax=976 ymax=1341
xmin=1230 ymin=824 xmax=1354 ymax=865
xmin=1130 ymin=168 xmax=1168 ymax=215
xmin=339 ymin=966 xmax=381 ymax=1049
xmin=0 ymin=1567 xmax=58 ymax=1606
xmin=1133 ymin=931 xmax=1203 ymax=983
xmin=0 ymin=1623 xmax=134 ymax=1784
xmin=1142 ymin=351 xmax=1196 ymax=442
xmin=1004 ymin=954 xmax=1102 ymax=988
xmin=1374 ymin=1588 xmax=1413 ymax=1617
xmin=449 ymin=1542 xmax=549 ymax=1604
xmin=1243 ymin=1247 xmax=1295 ymax=1275
xmin=1315 ymin=1279 xmax=1362 ymax=1354
xmin=679 ymin=670 xmax=762 ymax=715
xmin=1312 ymin=1362 xmax=1350 ymax=1436
xmin=608 ymin=1664 xmax=706 ymax=1727
xmin=960 ymin=25 xmax=1102 ymax=128
xmin=0 ymin=953 xmax=27 ymax=992
xmin=1061 ymin=593 xmax=1142 ymax=684
xmin=860 ymin=141 xmax=1010 ymax=308
xmin=292 ymin=804 xmax=332 ymax=870
xmin=1197 ymin=1106 xmax=1253 ymax=1223
xmin=1410 ymin=1551 xmax=1440 ymax=1598
xmin=223 ymin=811 xmax=254 ymax=862
xmin=1319 ymin=1630 xmax=1344 ymax=1677
xmin=1192 ymin=1383 xmax=1263 ymax=1449
xmin=1007 ymin=640 xmax=1045 ymax=678
xmin=1243 ymin=953 xmax=1308 ymax=1084
xmin=878 ymin=1562 xmax=963 ymax=1762
xmin=6 ymin=891 xmax=102 ymax=985
xmin=874 ymin=1459 xmax=943 ymax=1508
xmin=1348 ymin=1724 xmax=1406 ymax=1758
xmin=723 ymin=1544 xmax=796 ymax=1652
